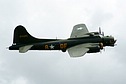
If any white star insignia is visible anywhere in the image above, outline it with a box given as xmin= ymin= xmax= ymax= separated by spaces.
xmin=49 ymin=44 xmax=54 ymax=49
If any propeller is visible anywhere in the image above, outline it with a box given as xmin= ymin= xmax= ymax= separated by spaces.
xmin=102 ymin=32 xmax=104 ymax=36
xmin=99 ymin=27 xmax=104 ymax=36
xmin=99 ymin=27 xmax=102 ymax=34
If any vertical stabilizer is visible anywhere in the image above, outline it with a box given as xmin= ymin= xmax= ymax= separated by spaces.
xmin=13 ymin=25 xmax=38 ymax=44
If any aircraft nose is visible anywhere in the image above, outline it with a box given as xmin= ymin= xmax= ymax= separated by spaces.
xmin=111 ymin=38 xmax=117 ymax=46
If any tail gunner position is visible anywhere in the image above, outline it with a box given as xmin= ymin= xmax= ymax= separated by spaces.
xmin=9 ymin=24 xmax=116 ymax=57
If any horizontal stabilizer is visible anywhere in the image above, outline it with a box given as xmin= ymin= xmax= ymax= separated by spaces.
xmin=19 ymin=45 xmax=33 ymax=53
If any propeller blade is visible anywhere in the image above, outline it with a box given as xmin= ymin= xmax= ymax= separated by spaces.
xmin=99 ymin=27 xmax=105 ymax=36
xmin=99 ymin=27 xmax=101 ymax=34
xmin=102 ymin=32 xmax=104 ymax=36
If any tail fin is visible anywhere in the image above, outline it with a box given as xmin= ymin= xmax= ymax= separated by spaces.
xmin=13 ymin=25 xmax=39 ymax=44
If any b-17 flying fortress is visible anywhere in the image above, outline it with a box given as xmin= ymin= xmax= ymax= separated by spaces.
xmin=9 ymin=24 xmax=116 ymax=57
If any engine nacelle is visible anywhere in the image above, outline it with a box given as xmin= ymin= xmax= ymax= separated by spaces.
xmin=87 ymin=46 xmax=101 ymax=53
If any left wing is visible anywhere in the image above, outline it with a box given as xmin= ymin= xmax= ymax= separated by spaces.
xmin=68 ymin=44 xmax=90 ymax=57
xmin=70 ymin=24 xmax=89 ymax=38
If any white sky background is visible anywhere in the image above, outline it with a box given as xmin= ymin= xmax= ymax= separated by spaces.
xmin=0 ymin=0 xmax=126 ymax=84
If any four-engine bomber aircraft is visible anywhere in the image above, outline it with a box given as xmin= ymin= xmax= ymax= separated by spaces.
xmin=9 ymin=24 xmax=116 ymax=57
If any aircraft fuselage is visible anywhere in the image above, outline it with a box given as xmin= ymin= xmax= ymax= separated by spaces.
xmin=9 ymin=36 xmax=104 ymax=53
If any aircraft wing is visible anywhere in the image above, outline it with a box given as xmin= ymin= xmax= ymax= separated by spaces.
xmin=68 ymin=44 xmax=90 ymax=57
xmin=70 ymin=24 xmax=89 ymax=38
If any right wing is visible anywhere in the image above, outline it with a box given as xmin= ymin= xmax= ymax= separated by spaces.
xmin=68 ymin=44 xmax=90 ymax=57
xmin=70 ymin=24 xmax=89 ymax=38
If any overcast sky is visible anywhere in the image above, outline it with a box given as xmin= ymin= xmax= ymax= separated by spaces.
xmin=0 ymin=0 xmax=126 ymax=84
